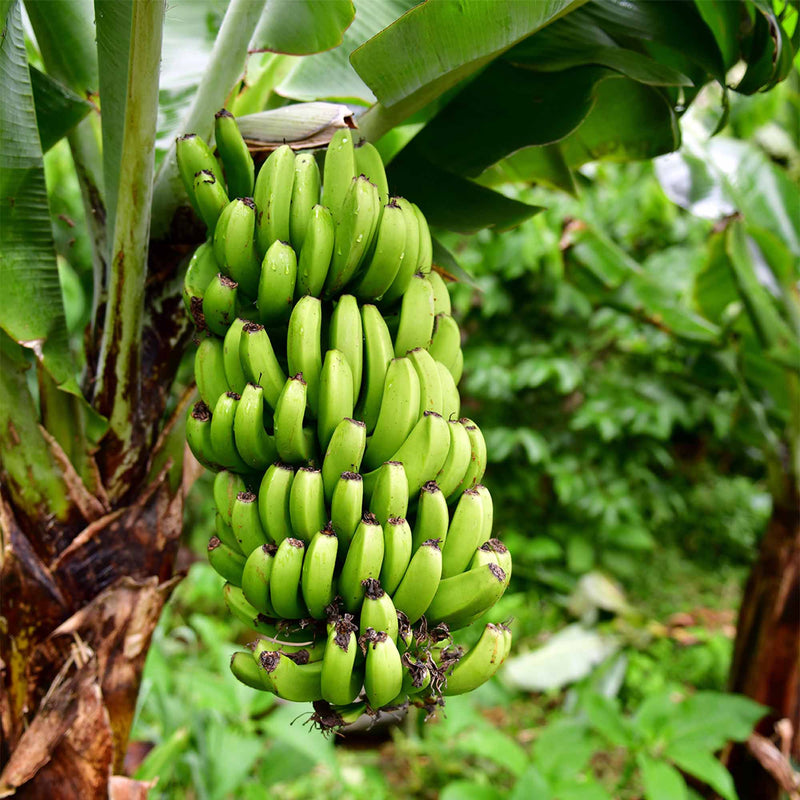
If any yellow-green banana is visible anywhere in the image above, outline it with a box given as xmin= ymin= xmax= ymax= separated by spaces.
xmin=317 ymin=349 xmax=354 ymax=454
xmin=437 ymin=360 xmax=460 ymax=421
xmin=222 ymin=317 xmax=248 ymax=395
xmin=193 ymin=169 xmax=229 ymax=235
xmin=412 ymin=202 xmax=433 ymax=274
xmin=241 ymin=542 xmax=279 ymax=617
xmin=352 ymin=199 xmax=406 ymax=301
xmin=258 ymin=462 xmax=295 ymax=543
xmin=203 ymin=273 xmax=239 ymax=337
xmin=359 ymin=579 xmax=398 ymax=643
xmin=428 ymin=269 xmax=452 ymax=316
xmin=286 ymin=294 xmax=322 ymax=416
xmin=300 ymin=523 xmax=339 ymax=619
xmin=436 ymin=419 xmax=473 ymax=499
xmin=223 ymin=582 xmax=277 ymax=634
xmin=380 ymin=198 xmax=421 ymax=305
xmin=411 ymin=481 xmax=449 ymax=551
xmin=321 ymin=418 xmax=366 ymax=503
xmin=231 ymin=490 xmax=269 ymax=554
xmin=451 ymin=418 xmax=487 ymax=498
xmin=269 ymin=537 xmax=307 ymax=619
xmin=215 ymin=512 xmax=243 ymax=554
xmin=394 ymin=273 xmax=435 ymax=357
xmin=356 ymin=304 xmax=395 ymax=433
xmin=354 ymin=140 xmax=389 ymax=206
xmin=289 ymin=467 xmax=326 ymax=542
xmin=183 ymin=241 xmax=219 ymax=319
xmin=186 ymin=401 xmax=220 ymax=471
xmin=408 ymin=347 xmax=443 ymax=417
xmin=254 ymin=143 xmax=295 ymax=255
xmin=258 ymin=240 xmax=297 ymax=326
xmin=230 ymin=650 xmax=269 ymax=691
xmin=213 ymin=198 xmax=261 ymax=299
xmin=366 ymin=460 xmax=408 ymax=526
xmin=441 ymin=488 xmax=486 ymax=579
xmin=255 ymin=646 xmax=323 ymax=702
xmin=329 ymin=294 xmax=363 ymax=399
xmin=425 ymin=562 xmax=507 ymax=631
xmin=295 ymin=204 xmax=334 ymax=298
xmin=330 ymin=471 xmax=363 ymax=547
xmin=429 ymin=314 xmax=462 ymax=382
xmin=380 ymin=517 xmax=412 ymax=596
xmin=214 ymin=108 xmax=254 ymax=200
xmin=391 ymin=538 xmax=443 ymax=624
xmin=239 ymin=322 xmax=286 ymax=410
xmin=321 ymin=616 xmax=363 ymax=705
xmin=322 ymin=128 xmax=357 ymax=224
xmin=176 ymin=133 xmax=220 ymax=215
xmin=442 ymin=623 xmax=509 ymax=696
xmin=338 ymin=513 xmax=384 ymax=612
xmin=363 ymin=629 xmax=403 ymax=709
xmin=208 ymin=536 xmax=246 ymax=585
xmin=195 ymin=335 xmax=230 ymax=408
xmin=273 ymin=374 xmax=312 ymax=464
xmin=289 ymin=151 xmax=321 ymax=252
xmin=389 ymin=410 xmax=450 ymax=498
xmin=233 ymin=382 xmax=278 ymax=470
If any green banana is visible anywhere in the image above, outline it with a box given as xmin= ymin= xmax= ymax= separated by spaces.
xmin=324 ymin=175 xmax=381 ymax=296
xmin=254 ymin=143 xmax=295 ymax=256
xmin=186 ymin=401 xmax=220 ymax=471
xmin=393 ymin=273 xmax=435 ymax=357
xmin=239 ymin=322 xmax=286 ymax=410
xmin=397 ymin=611 xmax=413 ymax=653
xmin=356 ymin=304 xmax=395 ymax=433
xmin=295 ymin=204 xmax=334 ymax=298
xmin=289 ymin=151 xmax=321 ymax=252
xmin=222 ymin=317 xmax=248 ymax=395
xmin=207 ymin=536 xmax=246 ymax=586
xmin=241 ymin=542 xmax=279 ymax=616
xmin=328 ymin=294 xmax=363 ymax=399
xmin=451 ymin=347 xmax=464 ymax=384
xmin=223 ymin=582 xmax=277 ymax=634
xmin=269 ymin=537 xmax=307 ymax=619
xmin=215 ymin=512 xmax=243 ymax=554
xmin=183 ymin=240 xmax=219 ymax=319
xmin=436 ymin=419 xmax=473 ymax=499
xmin=401 ymin=653 xmax=431 ymax=697
xmin=354 ymin=139 xmax=389 ymax=206
xmin=380 ymin=198 xmax=421 ymax=305
xmin=389 ymin=410 xmax=450 ymax=498
xmin=214 ymin=108 xmax=254 ymax=200
xmin=258 ymin=240 xmax=297 ymax=326
xmin=470 ymin=541 xmax=500 ymax=570
xmin=380 ymin=517 xmax=412 ymax=595
xmin=443 ymin=623 xmax=509 ymax=696
xmin=428 ymin=269 xmax=452 ymax=316
xmin=273 ymin=374 xmax=312 ymax=464
xmin=300 ymin=523 xmax=339 ymax=619
xmin=210 ymin=391 xmax=250 ymax=472
xmin=258 ymin=462 xmax=295 ymax=543
xmin=202 ymin=273 xmax=239 ymax=337
xmin=408 ymin=347 xmax=443 ymax=417
xmin=213 ymin=198 xmax=261 ymax=299
xmin=231 ymin=490 xmax=269 ymax=555
xmin=193 ymin=169 xmax=229 ymax=235
xmin=330 ymin=471 xmax=363 ymax=547
xmin=289 ymin=467 xmax=326 ymax=542
xmin=437 ymin=360 xmax=460 ymax=421
xmin=286 ymin=294 xmax=322 ymax=417
xmin=321 ymin=418 xmax=366 ymax=503
xmin=359 ymin=579 xmax=399 ymax=643
xmin=441 ymin=488 xmax=486 ymax=579
xmin=475 ymin=484 xmax=494 ymax=543
xmin=366 ymin=460 xmax=408 ymax=526
xmin=317 ymin=349 xmax=354 ymax=454
xmin=233 ymin=382 xmax=278 ymax=470
xmin=195 ymin=335 xmax=230 ymax=408
xmin=255 ymin=647 xmax=323 ymax=702
xmin=425 ymin=562 xmax=507 ymax=631
xmin=390 ymin=538 xmax=442 ymax=624
xmin=363 ymin=629 xmax=403 ymax=709
xmin=321 ymin=616 xmax=363 ymax=705
xmin=429 ymin=313 xmax=462 ymax=378
xmin=362 ymin=357 xmax=420 ymax=472
xmin=321 ymin=128 xmax=357 ymax=224
xmin=231 ymin=650 xmax=270 ymax=691
xmin=338 ymin=513 xmax=384 ymax=612
xmin=481 ymin=538 xmax=512 ymax=583
xmin=176 ymin=133 xmax=220 ymax=214
xmin=352 ymin=199 xmax=406 ymax=301
xmin=451 ymin=418 xmax=487 ymax=498
xmin=411 ymin=202 xmax=433 ymax=274
xmin=411 ymin=481 xmax=449 ymax=551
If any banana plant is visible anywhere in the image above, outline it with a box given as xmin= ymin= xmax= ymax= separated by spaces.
xmin=0 ymin=0 xmax=794 ymax=794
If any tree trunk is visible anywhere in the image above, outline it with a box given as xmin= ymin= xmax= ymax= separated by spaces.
xmin=727 ymin=476 xmax=800 ymax=800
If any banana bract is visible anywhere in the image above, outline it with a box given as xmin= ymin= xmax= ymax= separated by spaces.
xmin=178 ymin=114 xmax=511 ymax=731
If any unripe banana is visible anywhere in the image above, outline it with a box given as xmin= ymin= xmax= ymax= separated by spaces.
xmin=258 ymin=240 xmax=297 ymax=326
xmin=441 ymin=488 xmax=486 ymax=579
xmin=390 ymin=538 xmax=442 ymax=624
xmin=195 ymin=335 xmax=230 ymax=408
xmin=273 ymin=374 xmax=312 ymax=464
xmin=233 ymin=382 xmax=278 ymax=470
xmin=289 ymin=151 xmax=321 ymax=252
xmin=356 ymin=304 xmax=395 ymax=433
xmin=231 ymin=650 xmax=270 ymax=691
xmin=451 ymin=418 xmax=487 ymax=499
xmin=223 ymin=583 xmax=278 ymax=634
xmin=255 ymin=647 xmax=323 ymax=702
xmin=363 ymin=357 xmax=420 ymax=472
xmin=289 ymin=467 xmax=326 ymax=542
xmin=215 ymin=512 xmax=243 ymax=554
xmin=186 ymin=401 xmax=220 ymax=471
xmin=354 ymin=140 xmax=389 ymax=206
xmin=428 ymin=269 xmax=452 ymax=316
xmin=366 ymin=460 xmax=408 ymax=526
xmin=322 ymin=128 xmax=357 ymax=224
xmin=300 ymin=523 xmax=339 ymax=619
xmin=338 ymin=512 xmax=384 ymax=612
xmin=470 ymin=541 xmax=500 ymax=570
xmin=330 ymin=471 xmax=363 ymax=547
xmin=242 ymin=542 xmax=279 ymax=616
xmin=380 ymin=198 xmax=421 ymax=305
xmin=411 ymin=481 xmax=449 ymax=551
xmin=411 ymin=202 xmax=433 ymax=274
xmin=239 ymin=322 xmax=286 ymax=410
xmin=176 ymin=133 xmax=220 ymax=214
xmin=359 ymin=579 xmax=399 ymax=643
xmin=394 ymin=273 xmax=435 ymax=357
xmin=488 ymin=537 xmax=512 ymax=581
xmin=437 ymin=360 xmax=460 ymax=421
xmin=270 ymin=537 xmax=307 ymax=619
xmin=429 ymin=313 xmax=462 ymax=378
xmin=258 ymin=462 xmax=295 ymax=543
xmin=207 ymin=536 xmax=246 ymax=585
xmin=193 ymin=169 xmax=229 ymax=235
xmin=328 ymin=294 xmax=363 ymax=399
xmin=397 ymin=611 xmax=413 ymax=653
xmin=474 ymin=484 xmax=494 ymax=542
xmin=352 ymin=199 xmax=406 ymax=301
xmin=380 ymin=517 xmax=412 ymax=595
xmin=214 ymin=108 xmax=254 ymax=200
xmin=443 ymin=623 xmax=509 ymax=696
xmin=222 ymin=317 xmax=248 ymax=395
xmin=317 ymin=349 xmax=355 ymax=454
xmin=254 ymin=143 xmax=295 ymax=255
xmin=210 ymin=391 xmax=250 ymax=472
xmin=408 ymin=347 xmax=443 ymax=417
xmin=203 ymin=274 xmax=239 ymax=337
xmin=436 ymin=419 xmax=472 ymax=499
xmin=321 ymin=418 xmax=366 ymax=503
xmin=451 ymin=347 xmax=464 ymax=384
xmin=286 ymin=294 xmax=323 ymax=417
xmin=295 ymin=205 xmax=334 ymax=298
xmin=400 ymin=652 xmax=431 ymax=696
xmin=231 ymin=490 xmax=269 ymax=555
xmin=389 ymin=411 xmax=450 ymax=498
xmin=321 ymin=616 xmax=363 ymax=705
xmin=214 ymin=198 xmax=261 ymax=299
xmin=362 ymin=628 xmax=403 ymax=709
xmin=183 ymin=241 xmax=219 ymax=321
xmin=425 ymin=562 xmax=507 ymax=631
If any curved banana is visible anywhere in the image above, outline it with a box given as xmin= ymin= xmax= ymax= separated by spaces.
xmin=380 ymin=198 xmax=421 ymax=305
xmin=222 ymin=317 xmax=248 ymax=395
xmin=231 ymin=490 xmax=269 ymax=555
xmin=425 ymin=562 xmax=507 ymax=631
xmin=366 ymin=460 xmax=408 ymax=526
xmin=321 ymin=616 xmax=363 ymax=705
xmin=289 ymin=151 xmax=321 ymax=252
xmin=207 ymin=536 xmax=246 ymax=586
xmin=239 ymin=322 xmax=286 ymax=410
xmin=389 ymin=411 xmax=450 ymax=498
xmin=338 ymin=513 xmax=384 ymax=612
xmin=330 ymin=471 xmax=363 ymax=547
xmin=355 ymin=304 xmax=395 ymax=433
xmin=255 ymin=647 xmax=323 ymax=702
xmin=254 ymin=143 xmax=295 ymax=256
xmin=230 ymin=650 xmax=270 ymax=691
xmin=241 ymin=542 xmax=279 ymax=617
xmin=223 ymin=583 xmax=277 ymax=634
xmin=258 ymin=240 xmax=297 ymax=327
xmin=390 ymin=538 xmax=443 ymax=624
xmin=397 ymin=611 xmax=413 ymax=653
xmin=214 ymin=108 xmax=254 ymax=200
xmin=295 ymin=204 xmax=334 ymax=298
xmin=273 ymin=374 xmax=312 ymax=465
xmin=429 ymin=313 xmax=462 ymax=378
xmin=352 ymin=200 xmax=406 ymax=301
xmin=451 ymin=418 xmax=487 ymax=498
xmin=186 ymin=401 xmax=220 ymax=471
xmin=411 ymin=481 xmax=449 ymax=551
xmin=354 ymin=139 xmax=389 ymax=206
xmin=286 ymin=294 xmax=322 ymax=416
xmin=380 ymin=518 xmax=412 ymax=596
xmin=213 ymin=198 xmax=261 ymax=299
xmin=362 ymin=357 xmax=420 ymax=472
xmin=428 ymin=269 xmax=452 ymax=316
xmin=269 ymin=537 xmax=307 ymax=619
xmin=289 ymin=467 xmax=326 ymax=542
xmin=359 ymin=579 xmax=399 ymax=643
xmin=401 ymin=653 xmax=432 ymax=697
xmin=195 ymin=335 xmax=230 ymax=408
xmin=215 ymin=512 xmax=243 ymax=554
xmin=474 ymin=484 xmax=494 ymax=541
xmin=451 ymin=347 xmax=464 ymax=384
xmin=328 ymin=294 xmax=363 ymax=399
xmin=176 ymin=133 xmax=220 ymax=214
xmin=202 ymin=273 xmax=239 ymax=337
xmin=408 ymin=347 xmax=443 ymax=417
xmin=300 ymin=523 xmax=339 ymax=619
xmin=210 ymin=391 xmax=250 ymax=472
xmin=317 ymin=349 xmax=354 ymax=454
xmin=470 ymin=541 xmax=500 ymax=570
xmin=411 ymin=202 xmax=433 ymax=274
xmin=193 ymin=169 xmax=229 ymax=235
xmin=321 ymin=418 xmax=366 ymax=503
xmin=437 ymin=360 xmax=460 ymax=422
xmin=233 ymin=382 xmax=278 ymax=470
xmin=436 ymin=419 xmax=473 ymax=499
xmin=443 ymin=623 xmax=508 ymax=696
xmin=183 ymin=241 xmax=218 ymax=319
xmin=258 ymin=462 xmax=295 ymax=543
xmin=322 ymin=127 xmax=357 ymax=224
xmin=488 ymin=538 xmax=512 ymax=582
xmin=363 ymin=629 xmax=403 ymax=709
xmin=393 ymin=273 xmax=435 ymax=357
xmin=441 ymin=488 xmax=486 ymax=579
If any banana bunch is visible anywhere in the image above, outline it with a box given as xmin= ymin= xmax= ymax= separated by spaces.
xmin=180 ymin=111 xmax=511 ymax=730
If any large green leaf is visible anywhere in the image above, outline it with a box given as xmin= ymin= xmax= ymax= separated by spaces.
xmin=30 ymin=66 xmax=93 ymax=152
xmin=475 ymin=144 xmax=577 ymax=196
xmin=693 ymin=0 xmax=743 ymax=70
xmin=665 ymin=748 xmax=737 ymax=800
xmin=736 ymin=0 xmax=797 ymax=94
xmin=638 ymin=756 xmax=688 ymax=800
xmin=253 ymin=0 xmax=355 ymax=55
xmin=0 ymin=1 xmax=78 ymax=393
